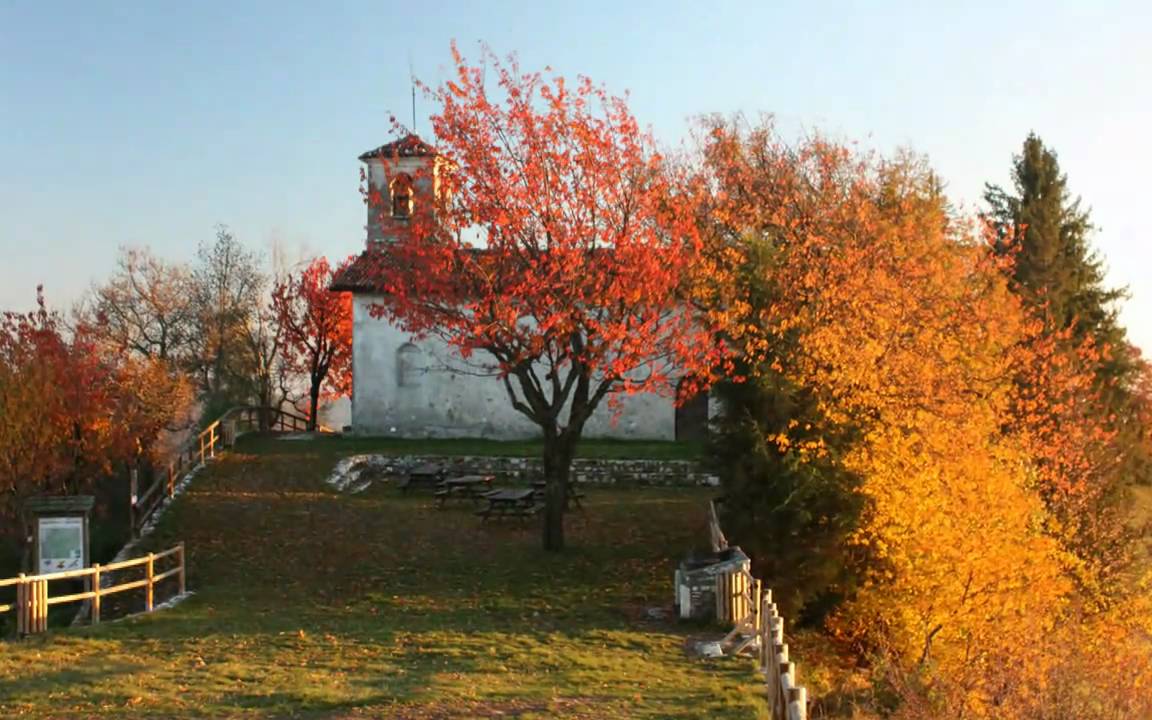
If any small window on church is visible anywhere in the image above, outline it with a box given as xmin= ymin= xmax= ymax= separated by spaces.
xmin=397 ymin=342 xmax=423 ymax=387
xmin=390 ymin=173 xmax=413 ymax=219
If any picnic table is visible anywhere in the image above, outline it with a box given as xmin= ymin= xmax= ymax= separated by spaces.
xmin=434 ymin=475 xmax=494 ymax=508
xmin=531 ymin=481 xmax=586 ymax=512
xmin=400 ymin=463 xmax=445 ymax=493
xmin=475 ymin=488 xmax=539 ymax=522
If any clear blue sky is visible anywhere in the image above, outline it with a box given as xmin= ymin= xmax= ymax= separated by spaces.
xmin=2 ymin=1 xmax=1149 ymax=351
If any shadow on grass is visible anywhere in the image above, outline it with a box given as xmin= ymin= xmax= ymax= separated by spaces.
xmin=0 ymin=450 xmax=760 ymax=719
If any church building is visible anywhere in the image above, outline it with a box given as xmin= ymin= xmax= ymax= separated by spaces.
xmin=331 ymin=136 xmax=709 ymax=441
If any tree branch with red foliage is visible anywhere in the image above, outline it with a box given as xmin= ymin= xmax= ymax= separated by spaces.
xmin=272 ymin=257 xmax=353 ymax=431
xmin=365 ymin=43 xmax=726 ymax=550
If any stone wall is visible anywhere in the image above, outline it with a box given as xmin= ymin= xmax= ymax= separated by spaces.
xmin=331 ymin=453 xmax=719 ymax=488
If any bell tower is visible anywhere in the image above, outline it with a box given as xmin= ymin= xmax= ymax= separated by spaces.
xmin=359 ymin=134 xmax=439 ymax=247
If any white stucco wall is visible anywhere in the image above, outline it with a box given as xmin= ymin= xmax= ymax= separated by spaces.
xmin=350 ymin=295 xmax=676 ymax=440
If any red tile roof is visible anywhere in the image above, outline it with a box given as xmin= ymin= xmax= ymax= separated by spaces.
xmin=330 ymin=248 xmax=397 ymax=293
xmin=358 ymin=134 xmax=437 ymax=161
xmin=331 ymin=244 xmax=497 ymax=293
xmin=330 ymin=243 xmax=618 ymax=294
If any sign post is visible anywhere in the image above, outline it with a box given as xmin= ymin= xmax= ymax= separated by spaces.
xmin=24 ymin=496 xmax=95 ymax=576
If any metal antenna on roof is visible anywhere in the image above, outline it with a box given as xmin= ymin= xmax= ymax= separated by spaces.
xmin=408 ymin=53 xmax=417 ymax=135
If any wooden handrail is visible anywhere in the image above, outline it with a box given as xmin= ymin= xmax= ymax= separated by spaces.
xmin=132 ymin=404 xmax=322 ymax=533
xmin=0 ymin=542 xmax=186 ymax=636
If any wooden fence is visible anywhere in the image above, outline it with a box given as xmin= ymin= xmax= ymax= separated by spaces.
xmin=709 ymin=500 xmax=809 ymax=720
xmin=0 ymin=542 xmax=185 ymax=636
xmin=132 ymin=405 xmax=312 ymax=534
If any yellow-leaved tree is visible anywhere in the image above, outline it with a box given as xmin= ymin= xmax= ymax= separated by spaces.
xmin=698 ymin=116 xmax=1151 ymax=717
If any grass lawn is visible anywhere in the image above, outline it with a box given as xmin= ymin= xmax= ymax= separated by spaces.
xmin=240 ymin=434 xmax=705 ymax=462
xmin=0 ymin=443 xmax=763 ymax=719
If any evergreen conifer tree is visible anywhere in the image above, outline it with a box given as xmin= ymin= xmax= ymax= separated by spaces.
xmin=984 ymin=133 xmax=1126 ymax=348
xmin=984 ymin=133 xmax=1149 ymax=488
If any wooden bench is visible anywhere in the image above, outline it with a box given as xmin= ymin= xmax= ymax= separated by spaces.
xmin=435 ymin=475 xmax=494 ymax=509
xmin=400 ymin=463 xmax=446 ymax=494
xmin=476 ymin=488 xmax=539 ymax=522
xmin=530 ymin=481 xmax=586 ymax=512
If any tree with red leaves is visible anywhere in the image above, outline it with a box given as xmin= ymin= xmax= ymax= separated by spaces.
xmin=367 ymin=45 xmax=724 ymax=551
xmin=272 ymin=257 xmax=353 ymax=432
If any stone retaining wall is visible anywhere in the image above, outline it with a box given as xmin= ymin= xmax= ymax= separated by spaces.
xmin=337 ymin=454 xmax=719 ymax=488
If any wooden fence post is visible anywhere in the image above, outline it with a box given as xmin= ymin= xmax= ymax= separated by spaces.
xmin=37 ymin=578 xmax=47 ymax=633
xmin=15 ymin=574 xmax=26 ymax=636
xmin=145 ymin=553 xmax=155 ymax=612
xmin=92 ymin=564 xmax=102 ymax=624
xmin=178 ymin=542 xmax=186 ymax=596
xmin=753 ymin=579 xmax=762 ymax=633
xmin=167 ymin=463 xmax=175 ymax=498
xmin=788 ymin=686 xmax=808 ymax=720
xmin=19 ymin=576 xmax=48 ymax=635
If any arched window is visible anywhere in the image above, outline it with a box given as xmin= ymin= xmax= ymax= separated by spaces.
xmin=390 ymin=173 xmax=413 ymax=219
xmin=396 ymin=342 xmax=423 ymax=388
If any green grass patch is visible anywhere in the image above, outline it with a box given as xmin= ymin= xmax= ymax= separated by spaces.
xmin=239 ymin=433 xmax=705 ymax=461
xmin=0 ymin=443 xmax=761 ymax=718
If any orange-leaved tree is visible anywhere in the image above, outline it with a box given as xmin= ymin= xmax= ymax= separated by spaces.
xmin=272 ymin=256 xmax=353 ymax=431
xmin=0 ymin=288 xmax=192 ymax=554
xmin=698 ymin=118 xmax=1085 ymax=714
xmin=365 ymin=44 xmax=725 ymax=551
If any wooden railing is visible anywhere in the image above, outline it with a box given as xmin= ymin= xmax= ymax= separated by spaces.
xmin=0 ymin=542 xmax=185 ymax=636
xmin=132 ymin=405 xmax=314 ymax=534
xmin=759 ymin=589 xmax=808 ymax=720
xmin=709 ymin=500 xmax=809 ymax=720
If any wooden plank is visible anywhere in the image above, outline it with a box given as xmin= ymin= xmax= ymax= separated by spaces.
xmin=731 ymin=572 xmax=738 ymax=621
xmin=153 ymin=566 xmax=182 ymax=582
xmin=754 ymin=579 xmax=763 ymax=633
xmin=46 ymin=589 xmax=97 ymax=605
xmin=36 ymin=578 xmax=48 ymax=632
xmin=146 ymin=553 xmax=155 ymax=611
xmin=737 ymin=572 xmax=746 ymax=621
xmin=102 ymin=577 xmax=150 ymax=594
xmin=92 ymin=564 xmax=102 ymax=624
xmin=101 ymin=553 xmax=157 ymax=572
xmin=788 ymin=687 xmax=808 ymax=720
xmin=16 ymin=575 xmax=25 ymax=635
xmin=178 ymin=542 xmax=186 ymax=595
xmin=22 ymin=566 xmax=95 ymax=582
xmin=152 ymin=545 xmax=182 ymax=561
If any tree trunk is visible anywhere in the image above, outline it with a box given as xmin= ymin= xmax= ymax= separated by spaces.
xmin=541 ymin=433 xmax=574 ymax=552
xmin=307 ymin=378 xmax=321 ymax=432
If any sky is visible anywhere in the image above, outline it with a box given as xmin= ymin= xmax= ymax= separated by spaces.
xmin=2 ymin=0 xmax=1149 ymax=352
